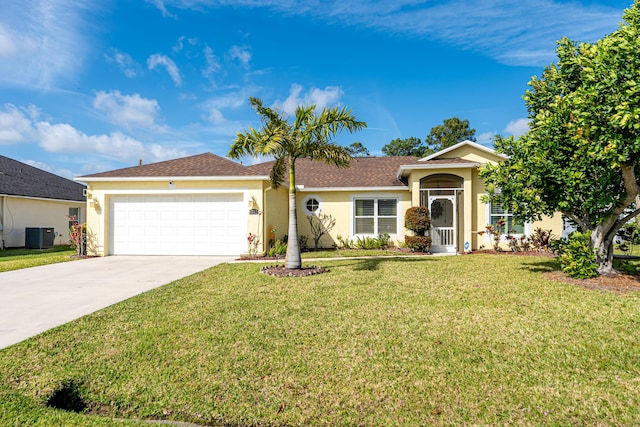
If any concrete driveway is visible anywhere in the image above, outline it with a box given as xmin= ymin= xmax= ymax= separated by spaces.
xmin=0 ymin=256 xmax=233 ymax=349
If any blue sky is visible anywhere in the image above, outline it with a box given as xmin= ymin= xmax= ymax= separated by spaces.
xmin=0 ymin=0 xmax=633 ymax=179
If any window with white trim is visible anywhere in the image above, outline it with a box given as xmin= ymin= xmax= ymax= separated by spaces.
xmin=354 ymin=198 xmax=397 ymax=235
xmin=303 ymin=196 xmax=321 ymax=215
xmin=489 ymin=203 xmax=524 ymax=234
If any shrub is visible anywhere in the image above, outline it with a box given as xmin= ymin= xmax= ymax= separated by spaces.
xmin=404 ymin=207 xmax=431 ymax=236
xmin=557 ymin=231 xmax=598 ymax=279
xmin=531 ymin=228 xmax=554 ymax=252
xmin=354 ymin=234 xmax=391 ymax=250
xmin=405 ymin=235 xmax=432 ymax=253
xmin=267 ymin=239 xmax=287 ymax=257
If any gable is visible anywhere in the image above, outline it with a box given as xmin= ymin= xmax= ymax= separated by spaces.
xmin=421 ymin=140 xmax=505 ymax=164
xmin=0 ymin=155 xmax=85 ymax=202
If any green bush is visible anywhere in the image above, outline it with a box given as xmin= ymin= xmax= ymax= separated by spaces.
xmin=354 ymin=234 xmax=391 ymax=250
xmin=404 ymin=235 xmax=432 ymax=253
xmin=267 ymin=239 xmax=287 ymax=257
xmin=558 ymin=231 xmax=598 ymax=278
xmin=404 ymin=207 xmax=431 ymax=236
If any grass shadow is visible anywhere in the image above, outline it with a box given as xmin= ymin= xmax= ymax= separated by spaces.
xmin=521 ymin=259 xmax=558 ymax=273
xmin=327 ymin=256 xmax=437 ymax=272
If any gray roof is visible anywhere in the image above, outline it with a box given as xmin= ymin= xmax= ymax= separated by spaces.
xmin=0 ymin=155 xmax=86 ymax=202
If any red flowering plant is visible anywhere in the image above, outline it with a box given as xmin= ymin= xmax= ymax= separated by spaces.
xmin=67 ymin=215 xmax=85 ymax=256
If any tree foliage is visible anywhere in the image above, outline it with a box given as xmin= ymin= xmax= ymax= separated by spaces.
xmin=480 ymin=1 xmax=640 ymax=273
xmin=382 ymin=117 xmax=476 ymax=157
xmin=381 ymin=137 xmax=425 ymax=157
xmin=425 ymin=117 xmax=476 ymax=152
xmin=229 ymin=97 xmax=366 ymax=269
xmin=345 ymin=142 xmax=370 ymax=157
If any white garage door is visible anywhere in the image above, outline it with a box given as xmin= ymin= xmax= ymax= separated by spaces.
xmin=109 ymin=194 xmax=246 ymax=255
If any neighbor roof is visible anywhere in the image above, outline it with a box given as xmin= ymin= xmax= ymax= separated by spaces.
xmin=0 ymin=155 xmax=86 ymax=202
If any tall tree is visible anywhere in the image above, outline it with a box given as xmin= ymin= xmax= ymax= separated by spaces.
xmin=346 ymin=141 xmax=370 ymax=157
xmin=229 ymin=97 xmax=366 ymax=269
xmin=425 ymin=117 xmax=476 ymax=152
xmin=381 ymin=137 xmax=426 ymax=157
xmin=480 ymin=1 xmax=640 ymax=274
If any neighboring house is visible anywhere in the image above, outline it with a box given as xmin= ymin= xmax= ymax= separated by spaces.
xmin=0 ymin=155 xmax=86 ymax=249
xmin=75 ymin=140 xmax=562 ymax=256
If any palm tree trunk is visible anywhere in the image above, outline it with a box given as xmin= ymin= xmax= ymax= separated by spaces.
xmin=285 ymin=160 xmax=302 ymax=269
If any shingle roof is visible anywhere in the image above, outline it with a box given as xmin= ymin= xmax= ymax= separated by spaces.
xmin=76 ymin=152 xmax=478 ymax=189
xmin=247 ymin=156 xmax=424 ymax=188
xmin=77 ymin=153 xmax=253 ymax=178
xmin=0 ymin=155 xmax=86 ymax=202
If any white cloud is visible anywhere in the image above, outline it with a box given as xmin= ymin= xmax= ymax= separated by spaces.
xmin=476 ymin=131 xmax=497 ymax=143
xmin=0 ymin=0 xmax=94 ymax=88
xmin=149 ymin=0 xmax=624 ymax=67
xmin=229 ymin=45 xmax=251 ymax=68
xmin=203 ymin=45 xmax=221 ymax=78
xmin=104 ymin=49 xmax=140 ymax=78
xmin=0 ymin=105 xmax=34 ymax=144
xmin=93 ymin=91 xmax=162 ymax=130
xmin=276 ymin=84 xmax=344 ymax=115
xmin=145 ymin=0 xmax=176 ymax=18
xmin=504 ymin=118 xmax=530 ymax=138
xmin=207 ymin=108 xmax=225 ymax=124
xmin=147 ymin=53 xmax=182 ymax=86
xmin=0 ymin=24 xmax=16 ymax=56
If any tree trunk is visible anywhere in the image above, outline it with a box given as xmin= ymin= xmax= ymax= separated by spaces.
xmin=285 ymin=161 xmax=302 ymax=269
xmin=592 ymin=224 xmax=616 ymax=275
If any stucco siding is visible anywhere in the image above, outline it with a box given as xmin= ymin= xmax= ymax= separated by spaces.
xmin=296 ymin=190 xmax=412 ymax=248
xmin=0 ymin=196 xmax=85 ymax=248
xmin=84 ymin=179 xmax=263 ymax=256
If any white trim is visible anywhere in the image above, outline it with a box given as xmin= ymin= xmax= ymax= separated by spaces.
xmin=302 ymin=195 xmax=322 ymax=215
xmin=75 ymin=175 xmax=270 ymax=183
xmin=0 ymin=193 xmax=85 ymax=204
xmin=350 ymin=195 xmax=401 ymax=237
xmin=99 ymin=189 xmax=250 ymax=195
xmin=299 ymin=186 xmax=408 ymax=192
xmin=397 ymin=162 xmax=479 ymax=177
xmin=420 ymin=140 xmax=503 ymax=161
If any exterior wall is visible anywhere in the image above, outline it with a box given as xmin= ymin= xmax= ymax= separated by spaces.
xmin=436 ymin=145 xmax=505 ymax=164
xmin=296 ymin=189 xmax=412 ymax=248
xmin=83 ymin=179 xmax=265 ymax=256
xmin=262 ymin=185 xmax=289 ymax=252
xmin=408 ymin=167 xmax=474 ymax=252
xmin=0 ymin=195 xmax=85 ymax=248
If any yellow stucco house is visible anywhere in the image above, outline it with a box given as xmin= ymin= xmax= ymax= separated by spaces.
xmin=75 ymin=140 xmax=562 ymax=256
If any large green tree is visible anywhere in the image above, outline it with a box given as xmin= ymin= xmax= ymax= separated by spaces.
xmin=480 ymin=1 xmax=640 ymax=274
xmin=425 ymin=117 xmax=476 ymax=152
xmin=346 ymin=141 xmax=370 ymax=157
xmin=229 ymin=97 xmax=366 ymax=269
xmin=381 ymin=137 xmax=425 ymax=157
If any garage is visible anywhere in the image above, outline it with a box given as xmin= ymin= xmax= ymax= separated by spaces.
xmin=109 ymin=193 xmax=246 ymax=255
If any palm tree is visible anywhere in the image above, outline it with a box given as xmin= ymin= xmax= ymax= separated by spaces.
xmin=228 ymin=97 xmax=366 ymax=269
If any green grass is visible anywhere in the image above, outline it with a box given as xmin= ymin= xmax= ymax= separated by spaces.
xmin=0 ymin=246 xmax=79 ymax=272
xmin=1 ymin=255 xmax=639 ymax=426
xmin=301 ymin=248 xmax=416 ymax=258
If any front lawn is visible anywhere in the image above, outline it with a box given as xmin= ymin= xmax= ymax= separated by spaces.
xmin=1 ymin=255 xmax=639 ymax=426
xmin=0 ymin=246 xmax=78 ymax=272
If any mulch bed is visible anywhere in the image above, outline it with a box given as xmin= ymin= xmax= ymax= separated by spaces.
xmin=544 ymin=270 xmax=640 ymax=294
xmin=260 ymin=265 xmax=328 ymax=277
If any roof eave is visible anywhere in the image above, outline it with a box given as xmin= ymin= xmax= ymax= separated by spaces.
xmin=396 ymin=162 xmax=480 ymax=177
xmin=75 ymin=175 xmax=271 ymax=183
xmin=297 ymin=186 xmax=408 ymax=192
xmin=420 ymin=140 xmax=504 ymax=161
